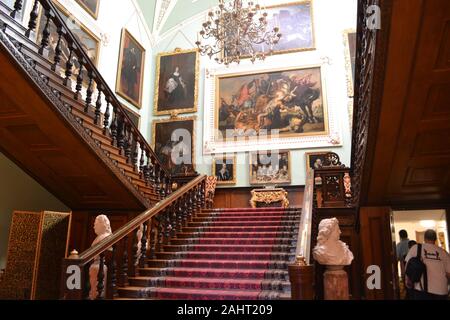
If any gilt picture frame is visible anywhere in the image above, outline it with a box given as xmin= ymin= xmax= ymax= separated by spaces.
xmin=75 ymin=0 xmax=100 ymax=20
xmin=116 ymin=28 xmax=146 ymax=109
xmin=223 ymin=0 xmax=315 ymax=60
xmin=154 ymin=48 xmax=199 ymax=116
xmin=212 ymin=155 xmax=237 ymax=185
xmin=305 ymin=151 xmax=331 ymax=172
xmin=249 ymin=150 xmax=291 ymax=185
xmin=36 ymin=1 xmax=101 ymax=71
xmin=121 ymin=104 xmax=141 ymax=130
xmin=343 ymin=29 xmax=357 ymax=97
xmin=152 ymin=116 xmax=196 ymax=176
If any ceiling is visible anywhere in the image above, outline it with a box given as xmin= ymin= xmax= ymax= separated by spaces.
xmin=136 ymin=0 xmax=218 ymax=39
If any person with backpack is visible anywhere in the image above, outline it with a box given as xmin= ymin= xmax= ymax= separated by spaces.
xmin=405 ymin=229 xmax=450 ymax=300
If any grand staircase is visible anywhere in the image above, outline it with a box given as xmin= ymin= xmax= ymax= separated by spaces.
xmin=0 ymin=0 xmax=171 ymax=211
xmin=117 ymin=207 xmax=301 ymax=300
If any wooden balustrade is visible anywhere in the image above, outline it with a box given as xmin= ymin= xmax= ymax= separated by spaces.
xmin=60 ymin=175 xmax=207 ymax=300
xmin=4 ymin=0 xmax=172 ymax=201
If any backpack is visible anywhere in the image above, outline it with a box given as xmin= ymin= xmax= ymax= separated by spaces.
xmin=405 ymin=244 xmax=428 ymax=291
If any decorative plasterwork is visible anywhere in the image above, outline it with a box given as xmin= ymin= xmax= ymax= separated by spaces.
xmin=153 ymin=0 xmax=178 ymax=36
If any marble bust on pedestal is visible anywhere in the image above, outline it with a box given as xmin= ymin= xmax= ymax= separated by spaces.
xmin=89 ymin=214 xmax=112 ymax=300
xmin=313 ymin=217 xmax=353 ymax=266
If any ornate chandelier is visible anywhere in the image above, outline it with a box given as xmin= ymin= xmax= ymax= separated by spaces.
xmin=195 ymin=0 xmax=282 ymax=65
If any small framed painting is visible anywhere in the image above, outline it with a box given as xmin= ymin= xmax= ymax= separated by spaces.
xmin=154 ymin=48 xmax=199 ymax=116
xmin=76 ymin=0 xmax=100 ymax=20
xmin=121 ymin=105 xmax=141 ymax=129
xmin=116 ymin=29 xmax=146 ymax=109
xmin=305 ymin=151 xmax=331 ymax=171
xmin=249 ymin=150 xmax=291 ymax=185
xmin=152 ymin=116 xmax=196 ymax=176
xmin=212 ymin=155 xmax=236 ymax=185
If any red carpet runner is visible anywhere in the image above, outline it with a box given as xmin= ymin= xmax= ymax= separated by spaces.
xmin=118 ymin=207 xmax=301 ymax=300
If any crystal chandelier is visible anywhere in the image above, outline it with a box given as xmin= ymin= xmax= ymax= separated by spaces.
xmin=195 ymin=0 xmax=282 ymax=65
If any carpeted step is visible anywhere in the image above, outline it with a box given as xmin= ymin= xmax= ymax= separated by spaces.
xmin=155 ymin=251 xmax=295 ymax=261
xmin=202 ymin=207 xmax=300 ymax=212
xmin=187 ymin=221 xmax=299 ymax=227
xmin=170 ymin=237 xmax=295 ymax=246
xmin=193 ymin=216 xmax=296 ymax=222
xmin=182 ymin=225 xmax=297 ymax=233
xmin=196 ymin=211 xmax=300 ymax=217
xmin=162 ymin=244 xmax=294 ymax=253
xmin=176 ymin=231 xmax=296 ymax=239
xmin=147 ymin=259 xmax=288 ymax=269
xmin=128 ymin=276 xmax=291 ymax=292
xmin=138 ymin=267 xmax=289 ymax=280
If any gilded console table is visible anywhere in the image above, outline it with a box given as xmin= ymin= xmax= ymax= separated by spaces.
xmin=250 ymin=188 xmax=289 ymax=208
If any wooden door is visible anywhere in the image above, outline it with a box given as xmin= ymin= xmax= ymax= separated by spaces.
xmin=359 ymin=207 xmax=398 ymax=299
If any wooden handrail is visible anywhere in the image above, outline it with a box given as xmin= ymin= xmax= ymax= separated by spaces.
xmin=35 ymin=0 xmax=169 ymax=178
xmin=69 ymin=175 xmax=206 ymax=266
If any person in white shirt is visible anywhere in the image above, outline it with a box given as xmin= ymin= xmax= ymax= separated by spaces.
xmin=405 ymin=229 xmax=450 ymax=300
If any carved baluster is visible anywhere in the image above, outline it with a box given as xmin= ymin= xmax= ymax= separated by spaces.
xmin=124 ymin=124 xmax=132 ymax=162
xmin=177 ymin=199 xmax=184 ymax=232
xmin=84 ymin=72 xmax=94 ymax=112
xmin=201 ymin=180 xmax=206 ymax=208
xmin=110 ymin=244 xmax=118 ymax=298
xmin=130 ymin=229 xmax=139 ymax=277
xmin=103 ymin=96 xmax=111 ymax=135
xmin=119 ymin=236 xmax=128 ymax=287
xmin=139 ymin=222 xmax=147 ymax=267
xmin=51 ymin=26 xmax=63 ymax=71
xmin=171 ymin=205 xmax=178 ymax=238
xmin=94 ymin=85 xmax=102 ymax=125
xmin=83 ymin=262 xmax=91 ymax=300
xmin=160 ymin=173 xmax=166 ymax=198
xmin=132 ymin=137 xmax=139 ymax=170
xmin=117 ymin=114 xmax=126 ymax=155
xmin=149 ymin=219 xmax=157 ymax=259
xmin=182 ymin=196 xmax=189 ymax=226
xmin=25 ymin=0 xmax=40 ymax=38
xmin=96 ymin=253 xmax=105 ymax=300
xmin=110 ymin=104 xmax=118 ymax=145
xmin=10 ymin=0 xmax=23 ymax=19
xmin=148 ymin=158 xmax=156 ymax=189
xmin=74 ymin=58 xmax=84 ymax=100
xmin=143 ymin=150 xmax=150 ymax=184
xmin=139 ymin=145 xmax=145 ymax=176
xmin=38 ymin=9 xmax=51 ymax=55
xmin=154 ymin=165 xmax=161 ymax=195
xmin=187 ymin=191 xmax=194 ymax=221
xmin=157 ymin=215 xmax=164 ymax=252
xmin=164 ymin=211 xmax=172 ymax=245
xmin=63 ymin=43 xmax=74 ymax=87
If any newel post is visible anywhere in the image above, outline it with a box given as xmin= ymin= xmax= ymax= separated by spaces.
xmin=288 ymin=256 xmax=315 ymax=300
xmin=60 ymin=250 xmax=86 ymax=300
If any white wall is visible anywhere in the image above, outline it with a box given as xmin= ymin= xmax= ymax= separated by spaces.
xmin=148 ymin=0 xmax=357 ymax=187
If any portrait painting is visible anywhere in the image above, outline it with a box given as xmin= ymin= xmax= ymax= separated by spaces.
xmin=216 ymin=66 xmax=327 ymax=140
xmin=121 ymin=105 xmax=141 ymax=130
xmin=224 ymin=1 xmax=315 ymax=58
xmin=305 ymin=152 xmax=330 ymax=172
xmin=116 ymin=29 xmax=145 ymax=108
xmin=344 ymin=29 xmax=357 ymax=97
xmin=249 ymin=150 xmax=290 ymax=185
xmin=76 ymin=0 xmax=100 ymax=19
xmin=154 ymin=49 xmax=199 ymax=115
xmin=212 ymin=155 xmax=236 ymax=185
xmin=36 ymin=2 xmax=100 ymax=75
xmin=152 ymin=117 xmax=196 ymax=176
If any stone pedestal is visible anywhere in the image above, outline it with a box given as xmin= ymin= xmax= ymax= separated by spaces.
xmin=323 ymin=265 xmax=349 ymax=300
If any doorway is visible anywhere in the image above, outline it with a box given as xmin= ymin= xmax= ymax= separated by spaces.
xmin=391 ymin=209 xmax=449 ymax=299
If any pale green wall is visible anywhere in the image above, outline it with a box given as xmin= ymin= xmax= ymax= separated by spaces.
xmin=0 ymin=153 xmax=69 ymax=269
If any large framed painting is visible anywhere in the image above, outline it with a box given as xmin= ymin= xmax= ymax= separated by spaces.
xmin=154 ymin=48 xmax=199 ymax=116
xmin=121 ymin=104 xmax=141 ymax=129
xmin=249 ymin=150 xmax=291 ymax=185
xmin=212 ymin=155 xmax=236 ymax=185
xmin=116 ymin=29 xmax=146 ymax=109
xmin=76 ymin=0 xmax=100 ymax=20
xmin=36 ymin=2 xmax=100 ymax=72
xmin=224 ymin=1 xmax=315 ymax=59
xmin=203 ymin=63 xmax=338 ymax=153
xmin=152 ymin=117 xmax=196 ymax=176
xmin=305 ymin=151 xmax=331 ymax=172
xmin=343 ymin=29 xmax=357 ymax=97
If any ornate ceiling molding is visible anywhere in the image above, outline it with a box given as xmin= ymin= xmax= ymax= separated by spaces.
xmin=153 ymin=0 xmax=178 ymax=36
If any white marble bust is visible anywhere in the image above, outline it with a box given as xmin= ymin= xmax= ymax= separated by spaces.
xmin=89 ymin=214 xmax=112 ymax=300
xmin=313 ymin=218 xmax=354 ymax=266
